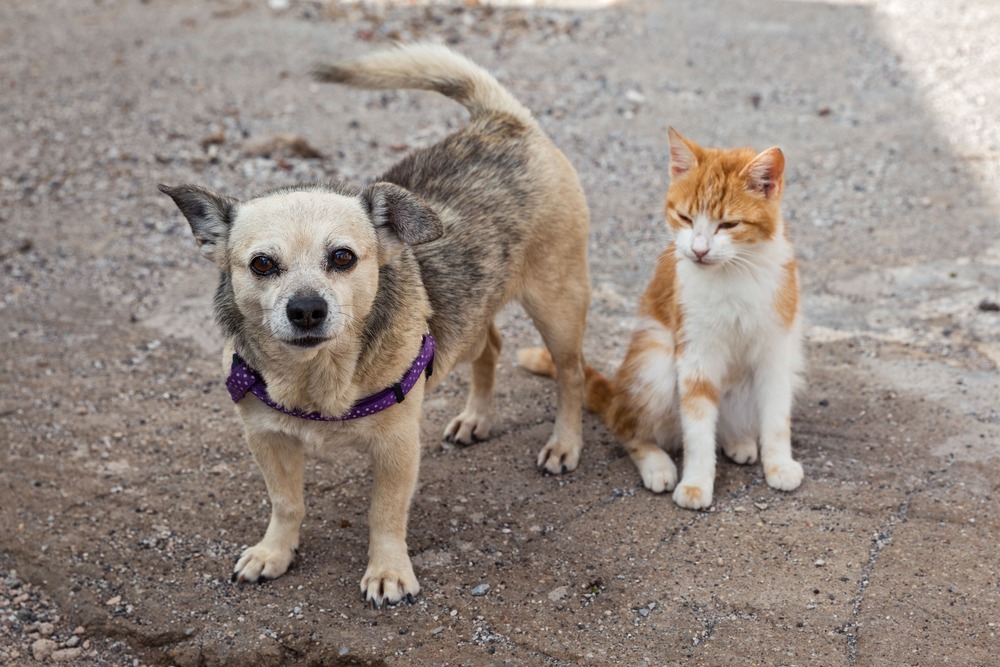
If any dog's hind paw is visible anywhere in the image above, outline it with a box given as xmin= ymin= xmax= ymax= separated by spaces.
xmin=232 ymin=543 xmax=296 ymax=583
xmin=444 ymin=410 xmax=491 ymax=446
xmin=361 ymin=562 xmax=420 ymax=609
xmin=536 ymin=434 xmax=581 ymax=475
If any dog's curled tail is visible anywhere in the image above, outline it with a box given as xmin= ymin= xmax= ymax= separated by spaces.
xmin=312 ymin=43 xmax=532 ymax=124
xmin=516 ymin=347 xmax=614 ymax=416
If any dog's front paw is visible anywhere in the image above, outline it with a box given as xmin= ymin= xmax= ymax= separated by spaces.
xmin=672 ymin=479 xmax=713 ymax=510
xmin=444 ymin=410 xmax=491 ymax=446
xmin=232 ymin=543 xmax=296 ymax=583
xmin=361 ymin=561 xmax=420 ymax=609
xmin=536 ymin=434 xmax=581 ymax=475
xmin=765 ymin=458 xmax=804 ymax=491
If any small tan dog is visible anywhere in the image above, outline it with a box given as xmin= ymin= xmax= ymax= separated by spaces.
xmin=159 ymin=44 xmax=590 ymax=607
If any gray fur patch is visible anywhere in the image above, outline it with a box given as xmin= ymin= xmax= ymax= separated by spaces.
xmin=361 ymin=182 xmax=444 ymax=248
xmin=158 ymin=184 xmax=237 ymax=256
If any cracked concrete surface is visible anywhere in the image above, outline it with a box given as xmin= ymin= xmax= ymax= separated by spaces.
xmin=1 ymin=0 xmax=998 ymax=665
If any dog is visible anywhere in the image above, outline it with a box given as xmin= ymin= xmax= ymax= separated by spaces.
xmin=159 ymin=43 xmax=591 ymax=607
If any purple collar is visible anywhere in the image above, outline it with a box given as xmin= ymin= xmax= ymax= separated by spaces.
xmin=225 ymin=334 xmax=435 ymax=421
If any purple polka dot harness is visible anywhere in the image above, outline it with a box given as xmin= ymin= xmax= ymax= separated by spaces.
xmin=225 ymin=334 xmax=435 ymax=421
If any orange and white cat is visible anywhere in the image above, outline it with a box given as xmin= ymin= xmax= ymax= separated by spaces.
xmin=520 ymin=128 xmax=804 ymax=509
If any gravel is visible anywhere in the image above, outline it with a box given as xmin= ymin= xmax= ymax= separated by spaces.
xmin=2 ymin=0 xmax=999 ymax=664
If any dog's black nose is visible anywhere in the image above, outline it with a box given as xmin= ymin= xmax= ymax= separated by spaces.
xmin=286 ymin=295 xmax=328 ymax=330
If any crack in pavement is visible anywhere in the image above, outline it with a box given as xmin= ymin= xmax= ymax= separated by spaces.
xmin=842 ymin=460 xmax=952 ymax=665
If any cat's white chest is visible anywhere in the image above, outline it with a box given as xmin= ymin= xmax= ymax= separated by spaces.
xmin=678 ymin=261 xmax=785 ymax=368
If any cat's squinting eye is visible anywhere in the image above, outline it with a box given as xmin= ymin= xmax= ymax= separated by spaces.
xmin=718 ymin=221 xmax=740 ymax=230
xmin=677 ymin=213 xmax=693 ymax=226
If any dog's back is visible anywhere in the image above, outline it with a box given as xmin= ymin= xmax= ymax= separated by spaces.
xmin=315 ymin=44 xmax=589 ymax=374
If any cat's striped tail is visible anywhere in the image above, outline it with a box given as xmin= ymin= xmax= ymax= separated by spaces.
xmin=516 ymin=347 xmax=613 ymax=416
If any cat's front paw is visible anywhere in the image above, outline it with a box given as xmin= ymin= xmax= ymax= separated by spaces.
xmin=723 ymin=437 xmax=758 ymax=465
xmin=637 ymin=449 xmax=677 ymax=493
xmin=765 ymin=459 xmax=804 ymax=491
xmin=673 ymin=480 xmax=713 ymax=509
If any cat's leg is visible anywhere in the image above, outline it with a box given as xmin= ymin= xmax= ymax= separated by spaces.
xmin=444 ymin=323 xmax=501 ymax=445
xmin=612 ymin=321 xmax=680 ymax=493
xmin=719 ymin=382 xmax=758 ymax=465
xmin=624 ymin=440 xmax=677 ymax=493
xmin=673 ymin=360 xmax=722 ymax=510
xmin=754 ymin=348 xmax=804 ymax=491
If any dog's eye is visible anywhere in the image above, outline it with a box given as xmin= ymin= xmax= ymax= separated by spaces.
xmin=328 ymin=248 xmax=357 ymax=271
xmin=718 ymin=221 xmax=740 ymax=230
xmin=250 ymin=255 xmax=278 ymax=276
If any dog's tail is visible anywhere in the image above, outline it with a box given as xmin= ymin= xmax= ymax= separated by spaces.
xmin=516 ymin=347 xmax=614 ymax=416
xmin=311 ymin=43 xmax=533 ymax=125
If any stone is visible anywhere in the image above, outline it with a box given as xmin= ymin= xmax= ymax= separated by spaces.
xmin=548 ymin=585 xmax=570 ymax=603
xmin=52 ymin=648 xmax=83 ymax=663
xmin=31 ymin=638 xmax=57 ymax=661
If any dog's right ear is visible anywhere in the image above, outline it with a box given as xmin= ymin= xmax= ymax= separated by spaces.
xmin=362 ymin=182 xmax=444 ymax=262
xmin=158 ymin=184 xmax=238 ymax=263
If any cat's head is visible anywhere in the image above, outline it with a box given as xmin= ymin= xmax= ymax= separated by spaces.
xmin=664 ymin=128 xmax=786 ymax=268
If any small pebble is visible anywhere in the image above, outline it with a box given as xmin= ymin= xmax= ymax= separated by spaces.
xmin=471 ymin=584 xmax=490 ymax=597
xmin=978 ymin=299 xmax=999 ymax=312
xmin=547 ymin=585 xmax=569 ymax=602
xmin=31 ymin=638 xmax=57 ymax=661
xmin=52 ymin=647 xmax=83 ymax=663
xmin=638 ymin=608 xmax=649 ymax=618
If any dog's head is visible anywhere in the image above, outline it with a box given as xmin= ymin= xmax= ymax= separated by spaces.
xmin=159 ymin=182 xmax=442 ymax=357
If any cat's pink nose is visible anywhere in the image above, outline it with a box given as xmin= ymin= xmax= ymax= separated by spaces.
xmin=692 ymin=237 xmax=709 ymax=258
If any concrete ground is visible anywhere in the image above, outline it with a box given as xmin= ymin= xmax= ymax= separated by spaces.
xmin=1 ymin=0 xmax=998 ymax=665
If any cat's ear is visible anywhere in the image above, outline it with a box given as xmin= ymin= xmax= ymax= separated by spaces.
xmin=743 ymin=147 xmax=785 ymax=199
xmin=667 ymin=127 xmax=699 ymax=179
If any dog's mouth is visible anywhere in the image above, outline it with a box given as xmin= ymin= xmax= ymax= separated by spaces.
xmin=284 ymin=336 xmax=330 ymax=348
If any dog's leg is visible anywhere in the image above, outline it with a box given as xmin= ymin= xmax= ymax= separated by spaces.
xmin=522 ymin=285 xmax=588 ymax=475
xmin=444 ymin=323 xmax=501 ymax=445
xmin=233 ymin=430 xmax=305 ymax=582
xmin=362 ymin=420 xmax=421 ymax=608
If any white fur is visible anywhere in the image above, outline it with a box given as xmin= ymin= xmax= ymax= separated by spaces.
xmin=670 ymin=219 xmax=804 ymax=509
xmin=629 ymin=318 xmax=677 ymax=419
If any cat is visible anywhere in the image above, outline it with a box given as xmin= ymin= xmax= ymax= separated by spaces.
xmin=520 ymin=128 xmax=804 ymax=509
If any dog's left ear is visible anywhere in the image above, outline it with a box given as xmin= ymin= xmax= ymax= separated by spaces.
xmin=362 ymin=182 xmax=444 ymax=260
xmin=158 ymin=184 xmax=239 ymax=264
